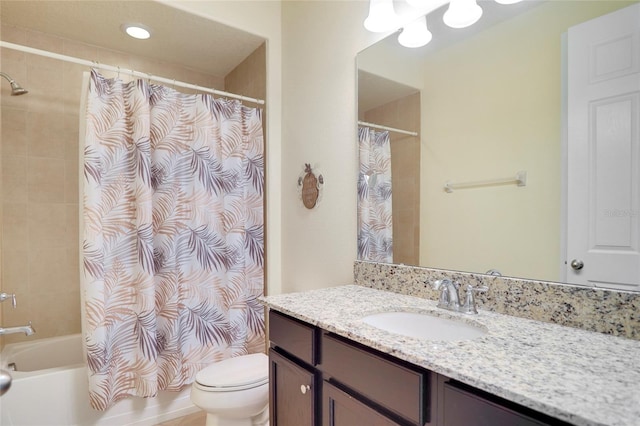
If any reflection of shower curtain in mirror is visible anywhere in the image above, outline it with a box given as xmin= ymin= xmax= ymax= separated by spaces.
xmin=81 ymin=70 xmax=265 ymax=410
xmin=357 ymin=127 xmax=393 ymax=263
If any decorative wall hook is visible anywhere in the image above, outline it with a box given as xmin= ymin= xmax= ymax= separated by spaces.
xmin=298 ymin=163 xmax=324 ymax=209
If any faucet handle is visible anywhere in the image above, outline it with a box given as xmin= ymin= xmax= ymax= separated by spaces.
xmin=431 ymin=279 xmax=447 ymax=290
xmin=462 ymin=284 xmax=488 ymax=314
xmin=467 ymin=284 xmax=488 ymax=293
xmin=0 ymin=293 xmax=17 ymax=308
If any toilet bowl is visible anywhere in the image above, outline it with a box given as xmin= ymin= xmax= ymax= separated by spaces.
xmin=190 ymin=353 xmax=269 ymax=426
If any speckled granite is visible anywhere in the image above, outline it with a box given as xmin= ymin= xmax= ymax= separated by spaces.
xmin=262 ymin=285 xmax=640 ymax=426
xmin=354 ymin=261 xmax=640 ymax=340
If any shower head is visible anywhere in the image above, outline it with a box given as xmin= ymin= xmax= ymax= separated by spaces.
xmin=0 ymin=71 xmax=28 ymax=96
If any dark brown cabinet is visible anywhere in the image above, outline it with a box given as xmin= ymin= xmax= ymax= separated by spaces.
xmin=269 ymin=348 xmax=317 ymax=426
xmin=268 ymin=310 xmax=572 ymax=426
xmin=320 ymin=333 xmax=431 ymax=426
xmin=438 ymin=380 xmax=567 ymax=426
xmin=323 ymin=382 xmax=400 ymax=426
xmin=268 ymin=311 xmax=319 ymax=426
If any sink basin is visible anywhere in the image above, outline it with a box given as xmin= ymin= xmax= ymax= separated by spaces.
xmin=361 ymin=311 xmax=487 ymax=341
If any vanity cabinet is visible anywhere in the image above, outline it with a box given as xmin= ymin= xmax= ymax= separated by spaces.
xmin=268 ymin=310 xmax=570 ymax=426
xmin=269 ymin=311 xmax=431 ymax=426
xmin=268 ymin=311 xmax=319 ymax=426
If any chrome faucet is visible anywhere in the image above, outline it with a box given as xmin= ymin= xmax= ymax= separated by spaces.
xmin=431 ymin=279 xmax=461 ymax=311
xmin=0 ymin=292 xmax=17 ymax=308
xmin=0 ymin=321 xmax=35 ymax=336
xmin=431 ymin=280 xmax=488 ymax=315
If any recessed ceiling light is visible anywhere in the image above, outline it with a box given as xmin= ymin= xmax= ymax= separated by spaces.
xmin=121 ymin=24 xmax=151 ymax=40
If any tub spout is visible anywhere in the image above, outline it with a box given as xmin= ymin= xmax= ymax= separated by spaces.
xmin=0 ymin=321 xmax=35 ymax=336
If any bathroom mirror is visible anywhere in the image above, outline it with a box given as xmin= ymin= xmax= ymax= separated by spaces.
xmin=357 ymin=0 xmax=639 ymax=288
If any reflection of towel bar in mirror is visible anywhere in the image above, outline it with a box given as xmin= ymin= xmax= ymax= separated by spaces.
xmin=358 ymin=120 xmax=418 ymax=137
xmin=444 ymin=171 xmax=527 ymax=193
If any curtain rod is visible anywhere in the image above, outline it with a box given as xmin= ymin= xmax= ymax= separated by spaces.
xmin=0 ymin=41 xmax=265 ymax=106
xmin=358 ymin=120 xmax=418 ymax=137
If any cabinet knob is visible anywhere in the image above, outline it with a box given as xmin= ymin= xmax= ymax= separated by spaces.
xmin=300 ymin=384 xmax=310 ymax=394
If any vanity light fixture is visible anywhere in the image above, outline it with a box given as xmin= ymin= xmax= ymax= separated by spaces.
xmin=121 ymin=24 xmax=151 ymax=40
xmin=364 ymin=0 xmax=401 ymax=32
xmin=443 ymin=0 xmax=483 ymax=29
xmin=364 ymin=0 xmax=521 ymax=47
xmin=405 ymin=0 xmax=430 ymax=7
xmin=398 ymin=16 xmax=433 ymax=48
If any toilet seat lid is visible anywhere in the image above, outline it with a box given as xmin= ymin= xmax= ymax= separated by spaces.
xmin=195 ymin=353 xmax=268 ymax=390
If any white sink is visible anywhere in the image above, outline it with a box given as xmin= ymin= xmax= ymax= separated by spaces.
xmin=361 ymin=311 xmax=487 ymax=341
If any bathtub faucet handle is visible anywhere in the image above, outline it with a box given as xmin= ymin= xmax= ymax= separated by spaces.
xmin=0 ymin=292 xmax=16 ymax=308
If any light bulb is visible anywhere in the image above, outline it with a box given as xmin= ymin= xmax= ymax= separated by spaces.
xmin=443 ymin=0 xmax=483 ymax=29
xmin=121 ymin=24 xmax=151 ymax=40
xmin=398 ymin=16 xmax=432 ymax=48
xmin=364 ymin=0 xmax=401 ymax=33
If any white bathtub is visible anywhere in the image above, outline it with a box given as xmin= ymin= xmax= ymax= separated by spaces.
xmin=0 ymin=334 xmax=198 ymax=425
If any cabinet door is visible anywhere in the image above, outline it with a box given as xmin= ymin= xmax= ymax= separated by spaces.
xmin=270 ymin=348 xmax=316 ymax=426
xmin=442 ymin=381 xmax=556 ymax=426
xmin=323 ymin=382 xmax=400 ymax=426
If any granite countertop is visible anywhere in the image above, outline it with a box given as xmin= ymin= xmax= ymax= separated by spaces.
xmin=262 ymin=285 xmax=640 ymax=426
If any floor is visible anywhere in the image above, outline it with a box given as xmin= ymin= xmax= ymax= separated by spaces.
xmin=155 ymin=410 xmax=206 ymax=426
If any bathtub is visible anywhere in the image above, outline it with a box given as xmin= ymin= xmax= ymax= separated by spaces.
xmin=0 ymin=334 xmax=198 ymax=425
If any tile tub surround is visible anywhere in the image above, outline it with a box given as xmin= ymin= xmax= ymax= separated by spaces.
xmin=262 ymin=285 xmax=640 ymax=426
xmin=354 ymin=261 xmax=640 ymax=340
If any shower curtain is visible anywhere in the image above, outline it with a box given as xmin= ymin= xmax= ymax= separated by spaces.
xmin=81 ymin=70 xmax=265 ymax=410
xmin=357 ymin=127 xmax=393 ymax=263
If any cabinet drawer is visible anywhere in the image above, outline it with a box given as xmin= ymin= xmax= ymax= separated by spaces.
xmin=320 ymin=333 xmax=428 ymax=426
xmin=269 ymin=310 xmax=318 ymax=365
xmin=443 ymin=382 xmax=560 ymax=426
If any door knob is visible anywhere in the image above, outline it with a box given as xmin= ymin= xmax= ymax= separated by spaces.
xmin=300 ymin=384 xmax=310 ymax=394
xmin=570 ymin=259 xmax=584 ymax=270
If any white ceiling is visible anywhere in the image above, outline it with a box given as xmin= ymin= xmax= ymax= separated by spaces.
xmin=0 ymin=0 xmax=266 ymax=77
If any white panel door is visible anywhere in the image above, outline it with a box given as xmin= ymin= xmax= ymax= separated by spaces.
xmin=567 ymin=3 xmax=640 ymax=290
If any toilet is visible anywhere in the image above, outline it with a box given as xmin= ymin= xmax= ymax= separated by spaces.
xmin=190 ymin=353 xmax=269 ymax=426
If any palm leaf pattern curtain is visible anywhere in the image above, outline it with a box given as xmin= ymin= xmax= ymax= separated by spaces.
xmin=357 ymin=127 xmax=393 ymax=262
xmin=82 ymin=70 xmax=264 ymax=410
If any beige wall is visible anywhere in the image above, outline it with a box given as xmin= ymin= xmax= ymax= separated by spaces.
xmin=225 ymin=43 xmax=266 ymax=102
xmin=419 ymin=1 xmax=635 ymax=281
xmin=363 ymin=93 xmax=420 ymax=265
xmin=357 ymin=38 xmax=425 ymax=91
xmin=280 ymin=1 xmax=383 ymax=292
xmin=0 ymin=23 xmax=263 ymax=344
